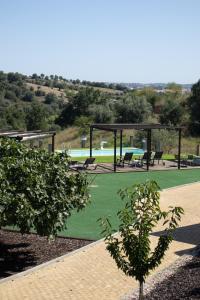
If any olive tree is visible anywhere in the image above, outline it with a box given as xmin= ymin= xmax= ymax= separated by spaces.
xmin=0 ymin=138 xmax=89 ymax=240
xmin=159 ymin=98 xmax=184 ymax=126
xmin=100 ymin=180 xmax=183 ymax=300
xmin=115 ymin=94 xmax=152 ymax=123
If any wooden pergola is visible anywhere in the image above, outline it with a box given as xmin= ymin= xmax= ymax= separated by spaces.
xmin=90 ymin=123 xmax=183 ymax=172
xmin=0 ymin=130 xmax=56 ymax=152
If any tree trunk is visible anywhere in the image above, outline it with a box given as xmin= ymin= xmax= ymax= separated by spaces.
xmin=139 ymin=281 xmax=144 ymax=300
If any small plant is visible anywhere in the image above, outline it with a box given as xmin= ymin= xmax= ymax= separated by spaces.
xmin=100 ymin=180 xmax=184 ymax=300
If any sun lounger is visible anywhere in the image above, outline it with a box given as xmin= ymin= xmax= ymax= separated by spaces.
xmin=70 ymin=157 xmax=97 ymax=170
xmin=151 ymin=151 xmax=163 ymax=165
xmin=181 ymin=155 xmax=200 ymax=166
xmin=116 ymin=152 xmax=133 ymax=167
xmin=132 ymin=151 xmax=152 ymax=167
xmin=191 ymin=157 xmax=200 ymax=166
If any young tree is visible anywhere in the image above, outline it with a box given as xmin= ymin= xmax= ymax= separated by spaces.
xmin=0 ymin=138 xmax=89 ymax=240
xmin=100 ymin=180 xmax=183 ymax=300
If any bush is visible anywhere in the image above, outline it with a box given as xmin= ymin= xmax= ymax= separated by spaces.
xmin=23 ymin=91 xmax=35 ymax=102
xmin=45 ymin=93 xmax=58 ymax=104
xmin=5 ymin=90 xmax=17 ymax=101
xmin=0 ymin=138 xmax=89 ymax=239
xmin=35 ymin=89 xmax=46 ymax=97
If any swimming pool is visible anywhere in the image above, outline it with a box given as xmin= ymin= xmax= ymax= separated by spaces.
xmin=67 ymin=147 xmax=144 ymax=157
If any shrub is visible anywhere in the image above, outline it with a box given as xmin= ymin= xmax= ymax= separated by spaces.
xmin=45 ymin=93 xmax=58 ymax=104
xmin=23 ymin=91 xmax=35 ymax=102
xmin=5 ymin=90 xmax=17 ymax=101
xmin=0 ymin=138 xmax=89 ymax=240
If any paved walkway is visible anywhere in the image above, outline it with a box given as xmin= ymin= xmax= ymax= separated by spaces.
xmin=89 ymin=161 xmax=200 ymax=174
xmin=0 ymin=182 xmax=200 ymax=300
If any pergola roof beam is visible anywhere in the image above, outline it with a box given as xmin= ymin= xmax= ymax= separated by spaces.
xmin=91 ymin=123 xmax=183 ymax=131
xmin=0 ymin=131 xmax=56 ymax=141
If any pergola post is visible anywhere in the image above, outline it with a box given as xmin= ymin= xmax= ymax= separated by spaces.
xmin=52 ymin=133 xmax=56 ymax=153
xmin=114 ymin=130 xmax=117 ymax=172
xmin=178 ymin=128 xmax=182 ymax=170
xmin=90 ymin=124 xmax=183 ymax=174
xmin=90 ymin=126 xmax=93 ymax=157
xmin=120 ymin=130 xmax=123 ymax=158
xmin=147 ymin=129 xmax=151 ymax=171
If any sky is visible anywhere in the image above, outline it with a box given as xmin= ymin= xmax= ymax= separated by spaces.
xmin=0 ymin=0 xmax=200 ymax=83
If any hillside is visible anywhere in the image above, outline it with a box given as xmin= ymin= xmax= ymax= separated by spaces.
xmin=26 ymin=82 xmax=66 ymax=98
xmin=26 ymin=79 xmax=124 ymax=97
xmin=0 ymin=71 xmax=126 ymax=132
xmin=0 ymin=70 xmax=197 ymax=150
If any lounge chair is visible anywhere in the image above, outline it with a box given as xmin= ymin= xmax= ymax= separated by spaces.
xmin=132 ymin=151 xmax=152 ymax=167
xmin=182 ymin=155 xmax=200 ymax=166
xmin=70 ymin=157 xmax=97 ymax=170
xmin=116 ymin=152 xmax=133 ymax=167
xmin=191 ymin=157 xmax=200 ymax=166
xmin=187 ymin=155 xmax=194 ymax=165
xmin=174 ymin=154 xmax=188 ymax=167
xmin=151 ymin=151 xmax=163 ymax=165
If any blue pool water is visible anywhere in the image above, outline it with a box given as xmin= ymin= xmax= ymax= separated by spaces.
xmin=67 ymin=147 xmax=144 ymax=157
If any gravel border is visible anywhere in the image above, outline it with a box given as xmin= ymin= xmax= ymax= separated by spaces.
xmin=121 ymin=247 xmax=198 ymax=300
xmin=0 ymin=231 xmax=103 ymax=284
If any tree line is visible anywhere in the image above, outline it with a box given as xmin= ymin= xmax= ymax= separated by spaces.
xmin=0 ymin=70 xmax=200 ymax=136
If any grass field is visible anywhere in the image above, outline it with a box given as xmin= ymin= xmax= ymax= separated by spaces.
xmin=60 ymin=168 xmax=200 ymax=240
xmin=71 ymin=154 xmax=175 ymax=163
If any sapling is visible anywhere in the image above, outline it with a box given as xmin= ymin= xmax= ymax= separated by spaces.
xmin=100 ymin=180 xmax=184 ymax=300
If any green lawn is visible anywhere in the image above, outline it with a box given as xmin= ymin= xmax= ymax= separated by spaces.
xmin=60 ymin=168 xmax=200 ymax=240
xmin=73 ymin=154 xmax=175 ymax=163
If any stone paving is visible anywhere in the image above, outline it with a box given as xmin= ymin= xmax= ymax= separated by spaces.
xmin=0 ymin=182 xmax=200 ymax=300
xmin=89 ymin=161 xmax=200 ymax=173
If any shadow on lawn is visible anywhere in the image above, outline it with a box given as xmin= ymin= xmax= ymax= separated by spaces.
xmin=0 ymin=242 xmax=36 ymax=279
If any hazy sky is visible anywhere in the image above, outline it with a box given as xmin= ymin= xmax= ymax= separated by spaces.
xmin=0 ymin=0 xmax=200 ymax=83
